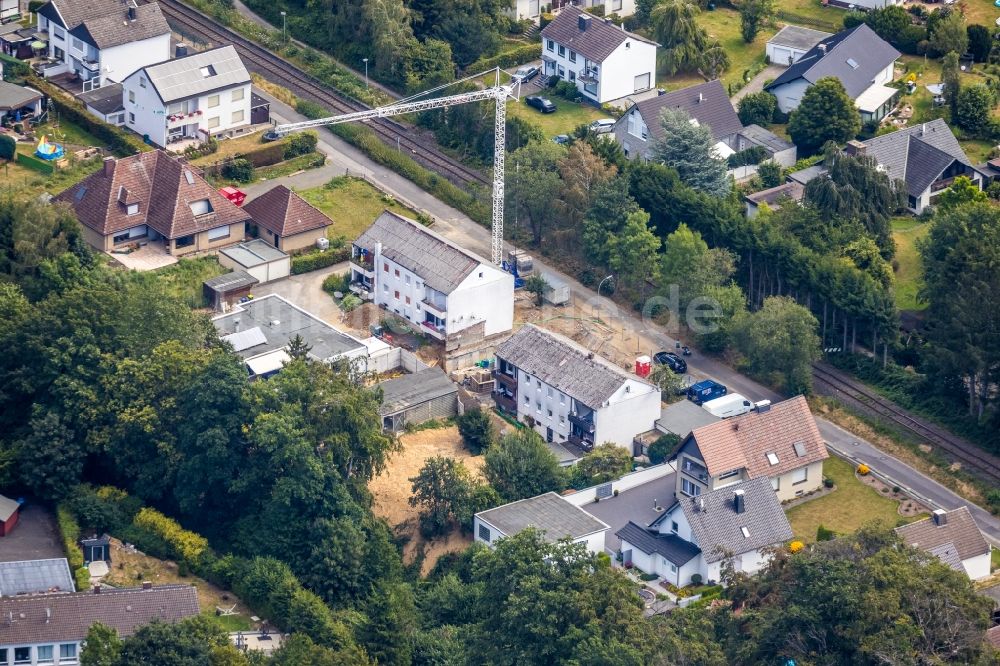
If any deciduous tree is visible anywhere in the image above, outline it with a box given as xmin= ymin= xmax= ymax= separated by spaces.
xmin=456 ymin=405 xmax=494 ymax=454
xmin=929 ymin=11 xmax=968 ymax=58
xmin=651 ymin=0 xmax=708 ymax=75
xmin=739 ymin=0 xmax=774 ymax=43
xmin=733 ymin=296 xmax=820 ymax=394
xmin=955 ymin=83 xmax=996 ymax=137
xmin=570 ymin=443 xmax=633 ymax=488
xmin=483 ymin=429 xmax=565 ymax=501
xmin=737 ymin=91 xmax=777 ymax=126
xmin=606 ymin=209 xmax=661 ymax=292
xmin=788 ymin=77 xmax=861 ymax=155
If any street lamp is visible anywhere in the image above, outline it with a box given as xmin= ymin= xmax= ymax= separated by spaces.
xmin=597 ymin=275 xmax=613 ymax=300
xmin=362 ymin=58 xmax=369 ymax=89
xmin=280 ymin=11 xmax=286 ymax=42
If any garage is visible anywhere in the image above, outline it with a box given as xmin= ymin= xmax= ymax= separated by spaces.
xmin=218 ymin=239 xmax=290 ymax=284
xmin=766 ymin=25 xmax=832 ymax=67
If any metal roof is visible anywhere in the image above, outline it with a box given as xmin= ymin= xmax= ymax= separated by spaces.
xmin=0 ymin=495 xmax=18 ymax=521
xmin=219 ymin=239 xmax=288 ymax=268
xmin=140 ymin=45 xmax=250 ymax=104
xmin=245 ymin=349 xmax=291 ymax=376
xmin=78 ymin=83 xmax=124 ymax=115
xmin=221 ymin=326 xmax=268 ymax=353
xmin=0 ymin=81 xmax=42 ymax=112
xmin=767 ymin=25 xmax=832 ymax=51
xmin=378 ymin=367 xmax=457 ymax=416
xmin=616 ymin=521 xmax=701 ymax=566
xmin=203 ymin=270 xmax=259 ymax=293
xmin=477 ymin=492 xmax=609 ymax=543
xmin=0 ymin=559 xmax=75 ymax=596
xmin=744 ymin=181 xmax=805 ymax=208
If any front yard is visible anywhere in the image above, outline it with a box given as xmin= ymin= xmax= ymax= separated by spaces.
xmin=787 ymin=454 xmax=925 ymax=543
xmin=508 ymin=95 xmax=607 ymax=138
xmin=298 ymin=176 xmax=419 ymax=241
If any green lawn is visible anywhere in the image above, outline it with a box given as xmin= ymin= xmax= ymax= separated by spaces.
xmin=508 ymin=95 xmax=607 ymax=138
xmin=298 ymin=176 xmax=419 ymax=241
xmin=34 ymin=118 xmax=104 ymax=149
xmin=787 ymin=455 xmax=923 ymax=543
xmin=891 ymin=217 xmax=929 ymax=313
xmin=695 ymin=8 xmax=767 ymax=91
xmin=992 ymin=545 xmax=1000 ymax=572
xmin=202 ymin=610 xmax=253 ymax=633
xmin=150 ymin=256 xmax=227 ymax=308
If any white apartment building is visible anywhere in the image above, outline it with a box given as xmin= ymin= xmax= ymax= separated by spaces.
xmin=509 ymin=0 xmax=635 ymax=22
xmin=539 ymin=7 xmax=657 ymax=105
xmin=493 ymin=324 xmax=661 ymax=453
xmin=349 ymin=211 xmax=514 ymax=343
xmin=36 ymin=0 xmax=170 ymax=87
xmin=121 ymin=45 xmax=252 ymax=148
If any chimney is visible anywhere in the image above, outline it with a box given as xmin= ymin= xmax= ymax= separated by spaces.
xmin=127 ymin=5 xmax=135 ymax=20
xmin=932 ymin=509 xmax=947 ymax=526
xmin=921 ymin=122 xmax=926 ymax=136
xmin=103 ymin=156 xmax=115 ymax=178
xmin=142 ymin=581 xmax=152 ymax=590
xmin=45 ymin=608 xmax=51 ymax=624
xmin=697 ymin=92 xmax=703 ymax=103
xmin=845 ymin=140 xmax=866 ymax=157
xmin=579 ymin=14 xmax=591 ymax=31
xmin=93 ymin=584 xmax=101 ymax=594
xmin=733 ymin=489 xmax=745 ymax=514
xmin=698 ymin=498 xmax=705 ymax=513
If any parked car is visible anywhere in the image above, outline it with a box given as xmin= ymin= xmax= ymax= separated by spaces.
xmin=701 ymin=394 xmax=758 ymax=419
xmin=653 ymin=351 xmax=687 ymax=374
xmin=553 ymin=134 xmax=570 ymax=144
xmin=588 ymin=118 xmax=616 ymax=134
xmin=526 ymin=96 xmax=556 ymax=113
xmin=512 ymin=65 xmax=539 ymax=83
xmin=686 ymin=379 xmax=727 ymax=404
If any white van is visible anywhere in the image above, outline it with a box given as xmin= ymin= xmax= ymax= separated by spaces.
xmin=702 ymin=394 xmax=759 ymax=419
xmin=589 ymin=118 xmax=616 ymax=134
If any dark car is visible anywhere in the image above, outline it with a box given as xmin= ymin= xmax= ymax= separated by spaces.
xmin=653 ymin=351 xmax=687 ymax=374
xmin=512 ymin=65 xmax=540 ymax=83
xmin=526 ymin=96 xmax=556 ymax=113
xmin=552 ymin=134 xmax=570 ymax=145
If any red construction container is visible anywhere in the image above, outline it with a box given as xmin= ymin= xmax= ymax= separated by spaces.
xmin=635 ymin=355 xmax=651 ymax=378
xmin=219 ymin=186 xmax=246 ymax=207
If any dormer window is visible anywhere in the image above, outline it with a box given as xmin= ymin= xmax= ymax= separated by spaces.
xmin=126 ymin=203 xmax=139 ymax=216
xmin=189 ymin=199 xmax=213 ymax=216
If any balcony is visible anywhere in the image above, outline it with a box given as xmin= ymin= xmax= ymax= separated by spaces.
xmin=494 ymin=391 xmax=517 ymax=413
xmin=193 ymin=211 xmax=217 ymax=226
xmin=80 ymin=57 xmax=100 ymax=72
xmin=493 ymin=369 xmax=518 ymax=392
xmin=568 ymin=433 xmax=595 ymax=452
xmin=578 ymin=67 xmax=599 ymax=83
xmin=680 ymin=458 xmax=709 ymax=483
xmin=348 ymin=281 xmax=374 ymax=301
xmin=568 ymin=411 xmax=595 ymax=433
xmin=421 ymin=297 xmax=447 ymax=317
xmin=421 ymin=320 xmax=446 ymax=341
xmin=167 ymin=110 xmax=202 ymax=127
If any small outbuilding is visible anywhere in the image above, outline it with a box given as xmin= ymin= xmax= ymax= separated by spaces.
xmin=79 ymin=83 xmax=125 ymax=126
xmin=80 ymin=534 xmax=112 ymax=564
xmin=474 ymin=492 xmax=610 ymax=555
xmin=218 ymin=239 xmax=290 ymax=284
xmin=0 ymin=494 xmax=20 ymax=536
xmin=0 ymin=558 xmax=75 ymax=595
xmin=0 ymin=80 xmax=42 ymax=125
xmin=203 ymin=270 xmax=259 ymax=311
xmin=766 ymin=25 xmax=832 ymax=67
xmin=378 ymin=367 xmax=459 ymax=432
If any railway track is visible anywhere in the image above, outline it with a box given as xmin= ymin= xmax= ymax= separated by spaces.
xmin=812 ymin=362 xmax=1000 ymax=485
xmin=154 ymin=0 xmax=490 ymax=190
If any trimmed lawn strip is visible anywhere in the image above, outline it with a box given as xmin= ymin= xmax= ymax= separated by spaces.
xmin=508 ymin=96 xmax=607 ymax=138
xmin=891 ymin=217 xmax=929 ymax=312
xmin=298 ymin=176 xmax=419 ymax=241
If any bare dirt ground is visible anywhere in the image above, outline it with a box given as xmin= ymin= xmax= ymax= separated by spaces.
xmin=369 ymin=425 xmax=485 ymax=576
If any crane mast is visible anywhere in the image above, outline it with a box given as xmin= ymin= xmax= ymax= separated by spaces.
xmin=272 ymin=70 xmax=517 ymax=265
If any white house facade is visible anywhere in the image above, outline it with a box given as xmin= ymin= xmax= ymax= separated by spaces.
xmin=540 ymin=7 xmax=657 ymax=104
xmin=36 ymin=0 xmax=170 ymax=87
xmin=121 ymin=45 xmax=252 ymax=148
xmin=493 ymin=324 xmax=661 ymax=453
xmin=474 ymin=492 xmax=610 ymax=555
xmin=350 ymin=211 xmax=514 ymax=342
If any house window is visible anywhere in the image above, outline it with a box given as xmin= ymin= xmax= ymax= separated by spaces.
xmin=394 ymin=290 xmax=400 ymax=299
xmin=13 ymin=647 xmax=30 ymax=664
xmin=524 ymin=395 xmax=530 ymax=404
xmin=71 ymin=37 xmax=83 ymax=51
xmin=405 ymin=296 xmax=411 ymax=304
xmin=207 ymin=225 xmax=230 ymax=241
xmin=60 ymin=644 xmax=77 ymax=660
xmin=681 ymin=478 xmax=702 ymax=497
xmin=208 ymin=95 xmax=220 ymax=109
xmin=613 ymin=0 xmax=622 ymax=9
xmin=536 ymin=402 xmax=542 ymax=413
xmin=547 ymin=409 xmax=552 ymax=417
xmin=128 ymin=112 xmax=135 ymax=124
xmin=175 ymin=235 xmax=195 ymax=248
xmin=547 ymin=387 xmax=553 ymax=397
xmin=559 ymin=415 xmax=564 ymax=424
xmin=546 ymin=39 xmax=554 ymax=52
xmin=139 ymin=76 xmax=146 ymax=88
xmin=405 ymin=275 xmax=410 ymax=284
xmin=569 ymin=50 xmax=576 ymax=63
xmin=766 ymin=452 xmax=779 ymax=466
xmin=791 ymin=467 xmax=808 ymax=485
xmin=128 ymin=90 xmax=135 ymax=104
xmin=559 ymin=394 xmax=564 ymax=404
xmin=207 ymin=116 xmax=220 ymax=129
xmin=52 ymin=25 xmax=64 ymax=39
xmin=669 ymin=562 xmax=677 ymax=573
xmin=37 ymin=645 xmax=54 ymax=664
xmin=189 ymin=199 xmax=213 ymax=216
xmin=569 ymin=70 xmax=576 ymax=83
xmin=126 ymin=203 xmax=139 ymax=216
xmin=0 ymin=650 xmax=5 ymax=664
xmin=232 ymin=109 xmax=245 ymax=123
xmin=558 ymin=65 xmax=565 ymax=77
xmin=719 ymin=469 xmax=740 ymax=480
xmin=232 ymin=87 xmax=245 ymax=102
xmin=394 ymin=269 xmax=400 ymax=277
xmin=671 ymin=521 xmax=678 ymax=533
xmin=558 ymin=45 xmax=565 ymax=57
xmin=383 ymin=283 xmax=388 ymax=292
xmin=771 ymin=477 xmax=780 ymax=491
xmin=478 ymin=524 xmax=491 ymax=541
xmin=384 ymin=262 xmax=389 ymax=272
xmin=201 ymin=65 xmax=217 ymax=77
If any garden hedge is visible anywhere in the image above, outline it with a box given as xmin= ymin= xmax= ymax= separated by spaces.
xmin=16 ymin=152 xmax=54 ymax=174
xmin=291 ymin=245 xmax=351 ymax=274
xmin=468 ymin=44 xmax=542 ymax=73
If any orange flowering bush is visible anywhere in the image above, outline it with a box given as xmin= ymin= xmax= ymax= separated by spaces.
xmin=789 ymin=541 xmax=805 ymax=553
xmin=857 ymin=464 xmax=870 ymax=476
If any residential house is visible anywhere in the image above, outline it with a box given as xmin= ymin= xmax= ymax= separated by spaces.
xmin=895 ymin=507 xmax=992 ymax=581
xmin=614 ymin=80 xmax=795 ymax=169
xmin=510 ymin=0 xmax=636 ymax=22
xmin=349 ymin=210 xmax=514 ymax=343
xmin=617 ymin=477 xmax=793 ymax=586
xmin=0 ymin=495 xmax=19 ymax=537
xmin=765 ymin=24 xmax=900 ymax=122
xmin=493 ymin=324 xmax=661 ymax=453
xmin=0 ymin=559 xmax=74 ymax=596
xmin=766 ymin=25 xmax=831 ymax=67
xmin=378 ymin=367 xmax=459 ymax=433
xmin=212 ymin=294 xmax=369 ymax=378
xmin=36 ymin=0 xmax=170 ymax=87
xmin=670 ymin=396 xmax=829 ymax=502
xmin=0 ymin=583 xmax=198 ymax=666
xmin=0 ymin=80 xmax=42 ymax=125
xmin=540 ymin=8 xmax=657 ymax=105
xmin=786 ymin=164 xmax=827 ymax=186
xmin=474 ymin=492 xmax=610 ymax=555
xmin=121 ymin=45 xmax=252 ymax=148
xmin=78 ymin=83 xmax=124 ymax=126
xmin=744 ymin=180 xmax=805 ymax=218
xmin=243 ymin=184 xmax=333 ymax=253
xmin=55 ymin=152 xmax=252 ymax=256
xmin=827 ymin=0 xmax=900 ymax=9
xmin=847 ymin=119 xmax=986 ymax=213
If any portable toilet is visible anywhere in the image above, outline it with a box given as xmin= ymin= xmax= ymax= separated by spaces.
xmin=635 ymin=355 xmax=651 ymax=378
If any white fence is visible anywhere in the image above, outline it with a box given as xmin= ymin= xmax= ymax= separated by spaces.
xmin=563 ymin=462 xmax=676 ymax=507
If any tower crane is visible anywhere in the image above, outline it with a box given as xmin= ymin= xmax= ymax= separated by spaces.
xmin=271 ymin=69 xmax=519 ymax=266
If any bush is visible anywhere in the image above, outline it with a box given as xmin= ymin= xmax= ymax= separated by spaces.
xmin=648 ymin=434 xmax=680 ymax=465
xmin=221 ymin=158 xmax=254 ymax=183
xmin=66 ymin=485 xmax=141 ymax=535
xmin=132 ymin=507 xmax=209 ymax=564
xmin=0 ymin=54 xmax=30 ymax=82
xmin=340 ymin=294 xmax=362 ymax=311
xmin=789 ymin=540 xmax=805 ymax=553
xmin=0 ymin=134 xmax=14 ymax=160
xmin=457 ymin=406 xmax=495 ymax=454
xmin=284 ymin=131 xmax=318 ymax=159
xmin=737 ymin=91 xmax=777 ymax=126
xmin=897 ymin=25 xmax=928 ymax=55
xmin=56 ymin=504 xmax=84 ymax=571
xmin=322 ymin=272 xmax=349 ymax=294
xmin=553 ymin=80 xmax=580 ymax=101
xmin=816 ymin=524 xmax=836 ymax=541
xmin=727 ymin=145 xmax=769 ymax=168
xmin=690 ymin=573 xmax=703 ymax=585
xmin=857 ymin=463 xmax=870 ymax=475
xmin=468 ymin=44 xmax=541 ymax=72
xmin=290 ymin=245 xmax=351 ymax=274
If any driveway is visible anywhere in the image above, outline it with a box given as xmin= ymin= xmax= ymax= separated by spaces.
xmin=0 ymin=504 xmax=65 ymax=563
xmin=250 ymin=261 xmax=347 ymax=325
xmin=731 ymin=64 xmax=783 ymax=103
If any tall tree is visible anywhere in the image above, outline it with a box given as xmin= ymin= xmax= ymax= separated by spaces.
xmin=941 ymin=51 xmax=961 ymax=116
xmin=864 ymin=5 xmax=910 ymax=44
xmin=581 ymin=177 xmax=640 ymax=265
xmin=929 ymin=11 xmax=968 ymax=58
xmin=737 ymin=91 xmax=777 ymax=125
xmin=967 ymin=24 xmax=993 ymax=62
xmin=651 ymin=108 xmax=731 ymax=197
xmin=483 ymin=429 xmax=565 ymax=501
xmin=506 ymin=141 xmax=565 ymax=245
xmin=606 ymin=209 xmax=661 ymax=292
xmin=733 ymin=296 xmax=821 ymax=394
xmin=409 ymin=456 xmax=498 ymax=536
xmin=360 ymin=581 xmax=418 ymax=666
xmin=937 ymin=175 xmax=987 ymax=210
xmin=569 ymin=443 xmax=633 ymax=488
xmin=660 ymin=223 xmax=737 ymax=320
xmin=456 ymin=405 xmax=495 ymax=454
xmin=558 ymin=142 xmax=617 ymax=229
xmin=740 ymin=0 xmax=774 ymax=43
xmin=80 ymin=622 xmax=123 ymax=666
xmin=651 ymin=0 xmax=708 ymax=75
xmin=787 ymin=77 xmax=861 ymax=155
xmin=955 ymin=83 xmax=996 ymax=137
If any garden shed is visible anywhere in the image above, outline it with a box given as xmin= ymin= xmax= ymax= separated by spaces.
xmin=378 ymin=367 xmax=459 ymax=432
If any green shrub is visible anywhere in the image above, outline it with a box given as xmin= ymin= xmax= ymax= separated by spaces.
xmin=0 ymin=134 xmax=14 ymax=160
xmin=322 ymin=272 xmax=349 ymax=294
xmin=816 ymin=524 xmax=836 ymax=541
xmin=639 ymin=571 xmax=658 ymax=581
xmin=340 ymin=294 xmax=362 ymax=311
xmin=648 ymin=434 xmax=680 ymax=465
xmin=0 ymin=54 xmax=29 ymax=82
xmin=690 ymin=573 xmax=703 ymax=585
xmin=221 ymin=157 xmax=255 ymax=183
xmin=727 ymin=145 xmax=770 ymax=168
xmin=290 ymin=245 xmax=351 ymax=274
xmin=66 ymin=485 xmax=141 ymax=535
xmin=56 ymin=504 xmax=85 ymax=576
xmin=295 ymin=99 xmax=328 ymax=120
xmin=133 ymin=507 xmax=209 ymax=564
xmin=284 ymin=131 xmax=318 ymax=158
xmin=74 ymin=566 xmax=91 ymax=591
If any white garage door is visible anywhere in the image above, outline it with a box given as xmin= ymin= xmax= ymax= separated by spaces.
xmin=769 ymin=46 xmax=793 ymax=66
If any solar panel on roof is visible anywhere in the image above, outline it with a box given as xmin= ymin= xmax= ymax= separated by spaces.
xmin=222 ymin=326 xmax=267 ymax=352
xmin=846 ymin=58 xmax=859 ymax=69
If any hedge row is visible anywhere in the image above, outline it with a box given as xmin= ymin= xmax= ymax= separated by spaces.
xmin=290 ymin=245 xmax=351 ymax=274
xmin=469 ymin=44 xmax=542 ymax=74
xmin=0 ymin=54 xmax=29 ymax=82
xmin=55 ymin=504 xmax=91 ymax=591
xmin=30 ymin=77 xmax=150 ymax=156
xmin=132 ymin=507 xmax=209 ymax=563
xmin=16 ymin=152 xmax=54 ymax=174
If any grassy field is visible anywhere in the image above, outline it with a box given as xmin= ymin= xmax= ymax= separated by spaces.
xmin=508 ymin=95 xmax=607 ymax=137
xmin=298 ymin=176 xmax=419 ymax=241
xmin=891 ymin=217 xmax=929 ymax=312
xmin=695 ymin=8 xmax=768 ymax=90
xmin=149 ymin=256 xmax=228 ymax=308
xmin=787 ymin=455 xmax=920 ymax=542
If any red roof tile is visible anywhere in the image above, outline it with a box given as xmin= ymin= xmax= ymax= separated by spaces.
xmin=243 ymin=185 xmax=332 ymax=238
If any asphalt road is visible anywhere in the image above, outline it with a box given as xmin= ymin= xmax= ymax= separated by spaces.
xmin=252 ymin=84 xmax=1000 ymax=547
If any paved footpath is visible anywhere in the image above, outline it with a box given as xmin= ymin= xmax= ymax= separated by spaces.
xmin=246 ymin=75 xmax=1000 ymax=548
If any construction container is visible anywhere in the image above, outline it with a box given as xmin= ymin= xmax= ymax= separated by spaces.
xmin=542 ymin=272 xmax=570 ymax=305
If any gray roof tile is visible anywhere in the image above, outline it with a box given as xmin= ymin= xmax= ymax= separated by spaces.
xmin=495 ymin=324 xmax=656 ymax=409
xmin=141 ymin=45 xmax=250 ymax=104
xmin=767 ymin=25 xmax=832 ymax=51
xmin=616 ymin=521 xmax=701 ymax=565
xmin=78 ymin=83 xmax=124 ymax=115
xmin=895 ymin=506 xmax=990 ymax=562
xmin=355 ymin=211 xmax=484 ymax=294
xmin=0 ymin=81 xmax=41 ymax=112
xmin=540 ymin=6 xmax=656 ymax=63
xmin=378 ymin=367 xmax=457 ymax=415
xmin=631 ymin=80 xmax=742 ymax=143
xmin=859 ymin=119 xmax=973 ymax=197
xmin=69 ymin=3 xmax=169 ymax=50
xmin=477 ymin=492 xmax=609 ymax=542
xmin=672 ymin=477 xmax=793 ymax=563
